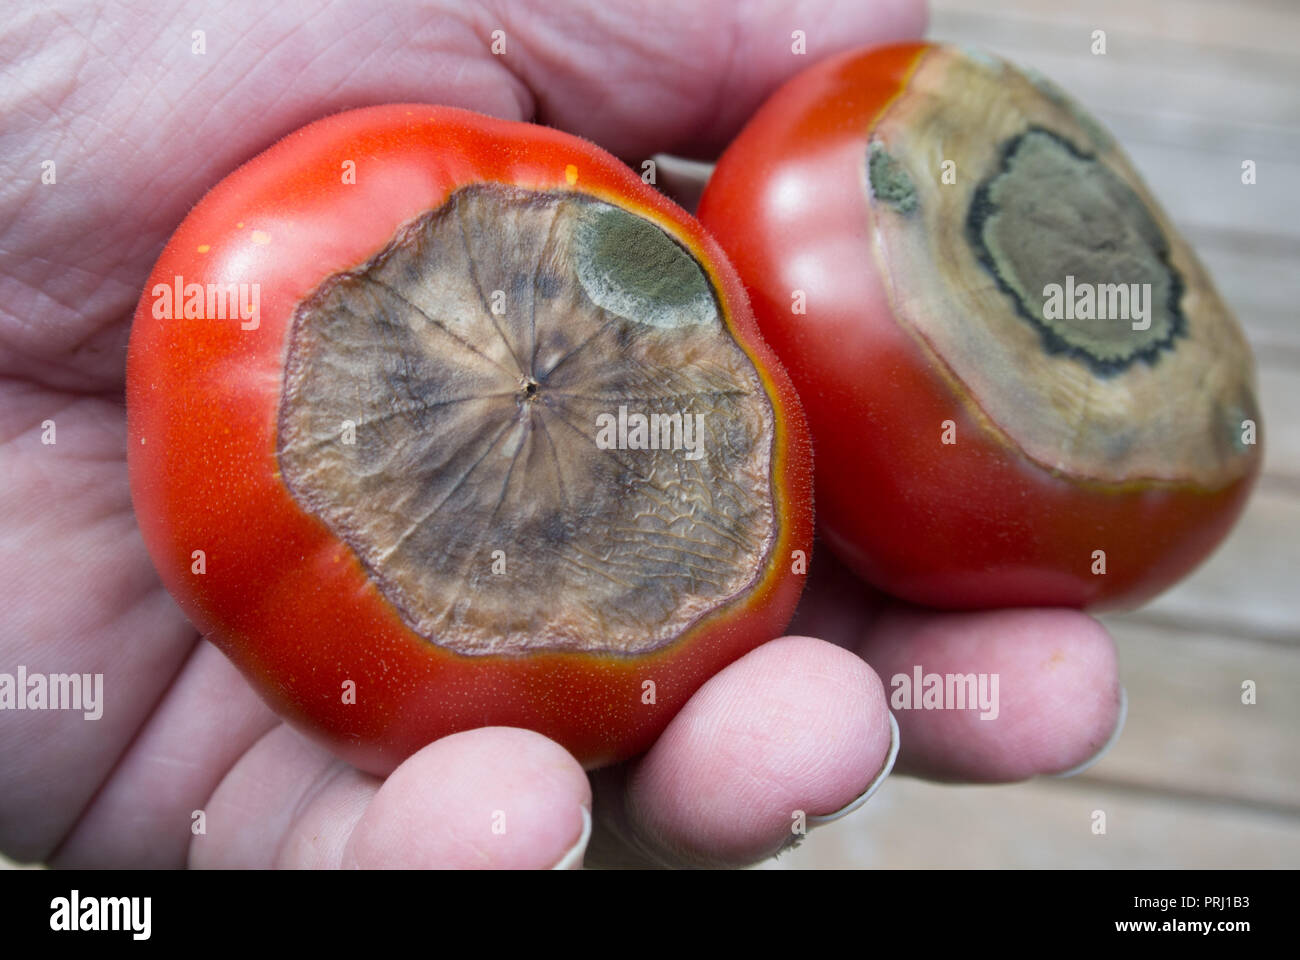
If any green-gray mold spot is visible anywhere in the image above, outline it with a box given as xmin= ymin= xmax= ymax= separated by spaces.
xmin=966 ymin=127 xmax=1185 ymax=375
xmin=573 ymin=205 xmax=716 ymax=329
xmin=868 ymin=141 xmax=918 ymax=214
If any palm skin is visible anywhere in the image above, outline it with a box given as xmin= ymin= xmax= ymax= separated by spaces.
xmin=0 ymin=0 xmax=1121 ymax=869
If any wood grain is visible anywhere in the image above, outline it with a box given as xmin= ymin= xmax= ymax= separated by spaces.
xmin=772 ymin=774 xmax=1300 ymax=869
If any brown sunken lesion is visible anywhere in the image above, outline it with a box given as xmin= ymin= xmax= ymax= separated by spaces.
xmin=862 ymin=46 xmax=1260 ymax=489
xmin=276 ymin=185 xmax=777 ymax=657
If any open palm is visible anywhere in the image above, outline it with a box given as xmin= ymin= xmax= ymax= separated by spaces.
xmin=0 ymin=0 xmax=1121 ymax=869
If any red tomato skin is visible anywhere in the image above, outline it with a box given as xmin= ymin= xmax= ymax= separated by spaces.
xmin=698 ymin=44 xmax=1259 ymax=612
xmin=127 ymin=105 xmax=812 ymax=774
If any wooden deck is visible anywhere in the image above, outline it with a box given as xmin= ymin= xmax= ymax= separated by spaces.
xmin=776 ymin=0 xmax=1300 ymax=869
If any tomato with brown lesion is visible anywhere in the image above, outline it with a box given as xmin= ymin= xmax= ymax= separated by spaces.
xmin=128 ymin=105 xmax=813 ymax=774
xmin=698 ymin=43 xmax=1261 ymax=611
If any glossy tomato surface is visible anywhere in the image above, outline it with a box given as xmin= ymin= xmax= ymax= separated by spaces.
xmin=128 ymin=105 xmax=812 ymax=774
xmin=698 ymin=44 xmax=1260 ymax=611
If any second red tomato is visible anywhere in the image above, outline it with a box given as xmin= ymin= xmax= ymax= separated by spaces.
xmin=699 ymin=43 xmax=1261 ymax=611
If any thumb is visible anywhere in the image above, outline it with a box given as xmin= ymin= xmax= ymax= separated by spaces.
xmin=342 ymin=727 xmax=592 ymax=869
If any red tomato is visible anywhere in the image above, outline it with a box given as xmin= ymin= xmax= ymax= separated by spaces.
xmin=128 ymin=104 xmax=812 ymax=774
xmin=698 ymin=44 xmax=1261 ymax=611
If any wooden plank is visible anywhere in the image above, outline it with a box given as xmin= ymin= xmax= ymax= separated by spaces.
xmin=1099 ymin=107 xmax=1300 ymax=161
xmin=770 ymin=775 xmax=1300 ymax=868
xmin=931 ymin=0 xmax=1300 ymax=60
xmin=923 ymin=19 xmax=1300 ymax=123
xmin=1257 ymin=362 xmax=1300 ymax=479
xmin=1093 ymin=619 xmax=1300 ymax=809
xmin=1185 ymin=227 xmax=1300 ymax=360
xmin=1120 ymin=140 xmax=1300 ymax=244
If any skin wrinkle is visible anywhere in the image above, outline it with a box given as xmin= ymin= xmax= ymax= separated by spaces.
xmin=479 ymin=2 xmax=605 ymax=132
xmin=186 ymin=722 xmax=323 ymax=869
xmin=43 ymin=626 xmax=201 ymax=865
xmin=268 ymin=756 xmax=357 ymax=868
xmin=181 ymin=6 xmax=360 ymax=145
xmin=16 ymin=513 xmax=165 ymax=646
xmin=0 ymin=2 xmax=532 ymax=396
xmin=482 ymin=1 xmax=699 ymax=156
xmin=699 ymin=10 xmax=742 ymax=158
xmin=49 ymin=632 xmax=256 ymax=863
xmin=0 ymin=371 xmax=196 ymax=861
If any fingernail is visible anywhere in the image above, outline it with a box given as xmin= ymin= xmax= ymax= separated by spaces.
xmin=550 ymin=805 xmax=592 ymax=870
xmin=808 ymin=710 xmax=901 ymax=825
xmin=1050 ymin=685 xmax=1128 ymax=779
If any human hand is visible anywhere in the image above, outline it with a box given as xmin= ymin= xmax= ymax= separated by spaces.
xmin=0 ymin=0 xmax=1120 ymax=869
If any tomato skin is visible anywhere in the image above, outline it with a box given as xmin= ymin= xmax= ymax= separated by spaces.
xmin=698 ymin=44 xmax=1259 ymax=611
xmin=127 ymin=105 xmax=812 ymax=774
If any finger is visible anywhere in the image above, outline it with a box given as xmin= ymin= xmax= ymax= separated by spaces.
xmin=0 ymin=387 xmax=200 ymax=862
xmin=190 ymin=725 xmax=591 ymax=869
xmin=502 ymin=0 xmax=929 ymax=158
xmin=6 ymin=1 xmax=925 ymax=392
xmin=586 ymin=635 xmax=894 ymax=868
xmin=858 ymin=605 xmax=1124 ymax=782
xmin=342 ymin=727 xmax=591 ymax=869
xmin=186 ymin=723 xmax=371 ymax=869
xmin=789 ymin=549 xmax=1124 ymax=781
xmin=50 ymin=640 xmax=278 ymax=868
